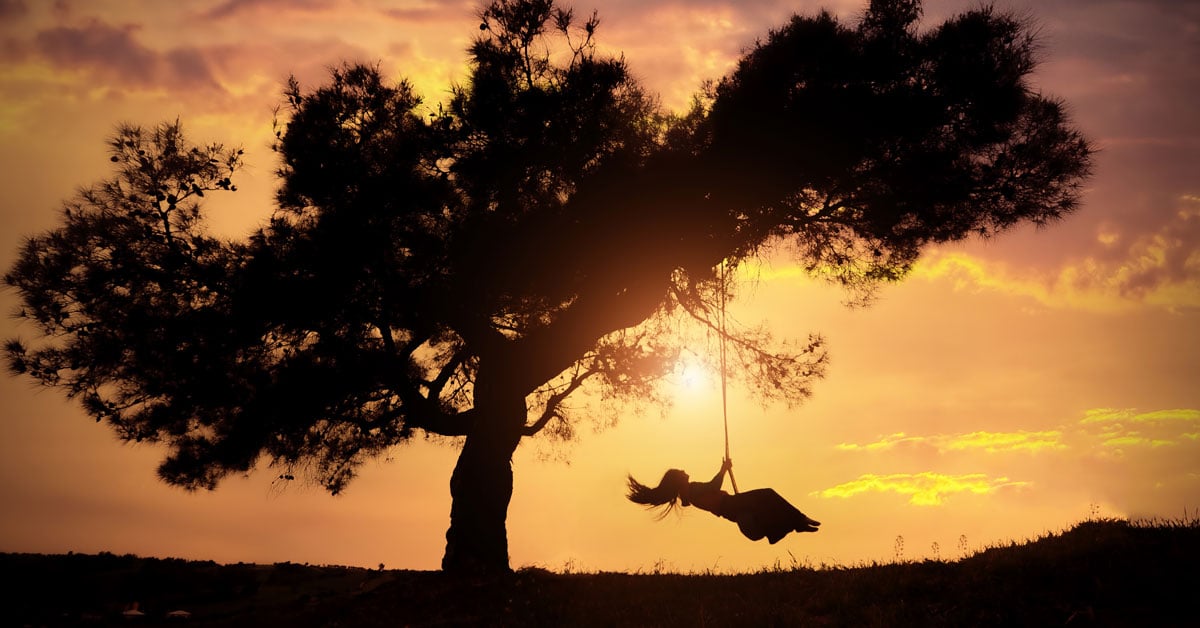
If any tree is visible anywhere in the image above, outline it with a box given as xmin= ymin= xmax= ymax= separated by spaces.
xmin=5 ymin=0 xmax=1091 ymax=573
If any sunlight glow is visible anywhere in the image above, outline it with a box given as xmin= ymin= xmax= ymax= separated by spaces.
xmin=678 ymin=362 xmax=711 ymax=394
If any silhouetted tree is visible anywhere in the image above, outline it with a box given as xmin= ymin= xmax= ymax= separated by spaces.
xmin=5 ymin=0 xmax=1091 ymax=573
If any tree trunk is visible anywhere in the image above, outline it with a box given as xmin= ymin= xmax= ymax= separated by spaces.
xmin=441 ymin=372 xmax=526 ymax=574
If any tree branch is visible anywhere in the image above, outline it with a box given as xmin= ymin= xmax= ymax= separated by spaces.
xmin=404 ymin=407 xmax=478 ymax=437
xmin=668 ymin=280 xmax=821 ymax=374
xmin=522 ymin=366 xmax=596 ymax=436
xmin=507 ymin=272 xmax=668 ymax=396
xmin=428 ymin=346 xmax=468 ymax=399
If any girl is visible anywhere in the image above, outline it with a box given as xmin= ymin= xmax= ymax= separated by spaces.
xmin=627 ymin=459 xmax=820 ymax=544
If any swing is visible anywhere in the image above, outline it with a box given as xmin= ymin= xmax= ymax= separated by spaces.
xmin=717 ymin=258 xmax=739 ymax=494
xmin=625 ymin=260 xmax=821 ymax=544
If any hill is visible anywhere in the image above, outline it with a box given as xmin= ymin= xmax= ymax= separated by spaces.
xmin=2 ymin=518 xmax=1196 ymax=626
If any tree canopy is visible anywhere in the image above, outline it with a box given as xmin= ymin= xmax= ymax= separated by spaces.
xmin=5 ymin=0 xmax=1091 ymax=572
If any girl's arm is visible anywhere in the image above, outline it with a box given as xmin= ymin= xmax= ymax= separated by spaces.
xmin=700 ymin=458 xmax=732 ymax=491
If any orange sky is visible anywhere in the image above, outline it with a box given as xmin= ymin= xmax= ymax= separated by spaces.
xmin=1 ymin=0 xmax=1198 ymax=572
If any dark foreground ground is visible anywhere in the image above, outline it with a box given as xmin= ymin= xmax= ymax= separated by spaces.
xmin=3 ymin=519 xmax=1196 ymax=627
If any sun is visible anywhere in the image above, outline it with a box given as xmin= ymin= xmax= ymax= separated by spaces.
xmin=676 ymin=360 xmax=713 ymax=399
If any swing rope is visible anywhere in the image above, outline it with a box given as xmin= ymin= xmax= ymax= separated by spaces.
xmin=718 ymin=259 xmax=739 ymax=494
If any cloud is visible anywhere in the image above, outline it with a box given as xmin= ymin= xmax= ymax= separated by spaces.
xmin=205 ymin=37 xmax=374 ymax=91
xmin=32 ymin=20 xmax=221 ymax=91
xmin=384 ymin=7 xmax=450 ymax=23
xmin=837 ymin=430 xmax=1067 ymax=454
xmin=0 ymin=0 xmax=26 ymax=19
xmin=545 ymin=0 xmax=860 ymax=112
xmin=1077 ymin=408 xmax=1200 ymax=458
xmin=1029 ymin=0 xmax=1200 ymax=143
xmin=203 ymin=0 xmax=472 ymax=24
xmin=1071 ymin=407 xmax=1200 ymax=515
xmin=813 ymin=472 xmax=1029 ymax=506
xmin=203 ymin=0 xmax=341 ymax=20
xmin=820 ymin=407 xmax=1200 ymax=515
xmin=383 ymin=0 xmax=474 ymax=25
xmin=1081 ymin=408 xmax=1200 ymax=425
xmin=835 ymin=408 xmax=1200 ymax=458
xmin=741 ymin=193 xmax=1200 ymax=314
xmin=709 ymin=1 xmax=1198 ymax=315
xmin=34 ymin=22 xmax=157 ymax=82
xmin=589 ymin=4 xmax=752 ymax=111
xmin=1100 ymin=435 xmax=1175 ymax=449
xmin=910 ymin=197 xmax=1200 ymax=313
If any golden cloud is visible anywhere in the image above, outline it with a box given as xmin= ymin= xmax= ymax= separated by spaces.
xmin=836 ymin=409 xmax=1200 ymax=458
xmin=743 ymin=238 xmax=1199 ymax=315
xmin=1078 ymin=408 xmax=1200 ymax=454
xmin=834 ymin=432 xmax=915 ymax=451
xmin=911 ymin=251 xmax=1176 ymax=313
xmin=1101 ymin=435 xmax=1176 ymax=449
xmin=742 ymin=193 xmax=1200 ymax=313
xmin=943 ymin=431 xmax=1066 ymax=452
xmin=1081 ymin=408 xmax=1200 ymax=424
xmin=836 ymin=430 xmax=1066 ymax=454
xmin=813 ymin=472 xmax=1029 ymax=506
xmin=910 ymin=195 xmax=1200 ymax=313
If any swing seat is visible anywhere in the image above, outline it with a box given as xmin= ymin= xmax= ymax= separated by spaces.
xmin=719 ymin=488 xmax=821 ymax=544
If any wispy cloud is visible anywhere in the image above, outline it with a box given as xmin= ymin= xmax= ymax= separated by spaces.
xmin=912 ymin=197 xmax=1200 ymax=313
xmin=31 ymin=20 xmax=222 ymax=91
xmin=836 ymin=430 xmax=1066 ymax=454
xmin=202 ymin=0 xmax=342 ymax=20
xmin=819 ymin=408 xmax=1200 ymax=511
xmin=1081 ymin=408 xmax=1200 ymax=424
xmin=1080 ymin=408 xmax=1200 ymax=457
xmin=0 ymin=0 xmax=26 ymax=19
xmin=813 ymin=472 xmax=1029 ymax=506
xmin=738 ymin=192 xmax=1200 ymax=314
xmin=835 ymin=408 xmax=1200 ymax=457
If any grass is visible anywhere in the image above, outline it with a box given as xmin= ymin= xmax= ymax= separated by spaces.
xmin=3 ymin=517 xmax=1196 ymax=626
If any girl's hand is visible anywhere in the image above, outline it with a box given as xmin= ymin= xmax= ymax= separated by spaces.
xmin=721 ymin=458 xmax=733 ymax=472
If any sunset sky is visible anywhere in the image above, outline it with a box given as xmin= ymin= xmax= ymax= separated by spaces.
xmin=1 ymin=0 xmax=1197 ymax=573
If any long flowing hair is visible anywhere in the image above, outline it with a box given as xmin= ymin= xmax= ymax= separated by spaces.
xmin=627 ymin=469 xmax=689 ymax=520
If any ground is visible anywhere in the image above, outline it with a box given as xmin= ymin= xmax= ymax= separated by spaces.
xmin=2 ymin=519 xmax=1195 ymax=626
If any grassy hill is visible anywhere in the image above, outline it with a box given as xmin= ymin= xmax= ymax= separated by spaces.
xmin=3 ymin=518 xmax=1196 ymax=626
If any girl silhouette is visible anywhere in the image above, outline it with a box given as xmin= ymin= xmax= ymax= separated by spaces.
xmin=627 ymin=459 xmax=820 ymax=544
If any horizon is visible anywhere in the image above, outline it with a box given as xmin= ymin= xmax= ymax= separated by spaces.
xmin=7 ymin=511 xmax=1191 ymax=573
xmin=1 ymin=0 xmax=1198 ymax=573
